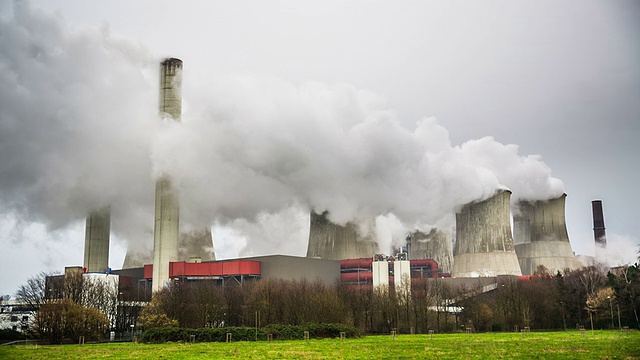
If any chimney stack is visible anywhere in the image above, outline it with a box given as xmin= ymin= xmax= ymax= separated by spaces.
xmin=152 ymin=58 xmax=183 ymax=292
xmin=591 ymin=200 xmax=606 ymax=249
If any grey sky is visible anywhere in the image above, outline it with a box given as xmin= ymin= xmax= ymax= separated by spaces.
xmin=1 ymin=0 xmax=638 ymax=296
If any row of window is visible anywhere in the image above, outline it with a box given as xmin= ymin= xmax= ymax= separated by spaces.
xmin=8 ymin=315 xmax=29 ymax=322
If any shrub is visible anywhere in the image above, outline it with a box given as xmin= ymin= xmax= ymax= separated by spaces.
xmin=140 ymin=327 xmax=190 ymax=343
xmin=0 ymin=328 xmax=27 ymax=342
xmin=304 ymin=323 xmax=360 ymax=339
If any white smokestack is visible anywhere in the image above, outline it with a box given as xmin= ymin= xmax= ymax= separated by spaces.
xmin=152 ymin=58 xmax=183 ymax=292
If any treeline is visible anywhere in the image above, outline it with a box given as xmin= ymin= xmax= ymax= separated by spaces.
xmin=13 ymin=259 xmax=640 ymax=341
xmin=140 ymin=264 xmax=640 ymax=334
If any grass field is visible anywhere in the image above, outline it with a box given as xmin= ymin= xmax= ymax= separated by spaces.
xmin=1 ymin=330 xmax=638 ymax=359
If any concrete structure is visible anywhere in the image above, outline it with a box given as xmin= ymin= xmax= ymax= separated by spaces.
xmin=83 ymin=206 xmax=111 ymax=273
xmin=393 ymin=259 xmax=411 ymax=296
xmin=179 ymin=228 xmax=216 ymax=262
xmin=513 ymin=194 xmax=580 ymax=275
xmin=372 ymin=258 xmax=390 ymax=289
xmin=591 ymin=200 xmax=607 ymax=249
xmin=306 ymin=211 xmax=380 ymax=260
xmin=122 ymin=228 xmax=216 ymax=269
xmin=152 ymin=58 xmax=183 ymax=292
xmin=452 ymin=190 xmax=522 ymax=277
xmin=409 ymin=229 xmax=453 ymax=274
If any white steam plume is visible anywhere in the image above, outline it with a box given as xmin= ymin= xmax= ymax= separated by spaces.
xmin=0 ymin=3 xmax=565 ymax=260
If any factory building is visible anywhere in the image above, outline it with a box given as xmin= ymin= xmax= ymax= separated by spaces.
xmin=113 ymin=255 xmax=341 ymax=290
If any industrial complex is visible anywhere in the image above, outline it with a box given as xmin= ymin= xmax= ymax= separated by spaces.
xmin=77 ymin=58 xmax=603 ymax=297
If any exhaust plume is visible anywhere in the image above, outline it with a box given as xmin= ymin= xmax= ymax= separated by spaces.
xmin=0 ymin=3 xmax=565 ymax=264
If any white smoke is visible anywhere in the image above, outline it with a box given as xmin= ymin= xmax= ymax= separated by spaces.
xmin=595 ymin=233 xmax=640 ymax=267
xmin=0 ymin=2 xmax=566 ymax=262
xmin=0 ymin=2 xmax=158 ymax=250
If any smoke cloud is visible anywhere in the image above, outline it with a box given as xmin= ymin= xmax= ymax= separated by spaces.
xmin=0 ymin=2 xmax=565 ymax=260
xmin=595 ymin=233 xmax=640 ymax=267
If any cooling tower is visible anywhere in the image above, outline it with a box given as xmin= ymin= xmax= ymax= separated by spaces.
xmin=152 ymin=58 xmax=183 ymax=292
xmin=179 ymin=228 xmax=216 ymax=262
xmin=122 ymin=229 xmax=215 ymax=269
xmin=83 ymin=206 xmax=111 ymax=273
xmin=409 ymin=229 xmax=453 ymax=274
xmin=591 ymin=200 xmax=606 ymax=249
xmin=452 ymin=190 xmax=522 ymax=277
xmin=513 ymin=194 xmax=580 ymax=275
xmin=306 ymin=211 xmax=379 ymax=260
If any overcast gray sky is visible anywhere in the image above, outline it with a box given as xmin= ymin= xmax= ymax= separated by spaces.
xmin=1 ymin=0 xmax=638 ymax=296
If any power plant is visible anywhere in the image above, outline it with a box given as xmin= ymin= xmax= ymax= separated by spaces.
xmin=513 ymin=194 xmax=580 ymax=275
xmin=452 ymin=190 xmax=522 ymax=277
xmin=78 ymin=57 xmax=586 ymax=293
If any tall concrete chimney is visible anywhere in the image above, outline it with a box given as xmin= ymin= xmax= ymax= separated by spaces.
xmin=591 ymin=200 xmax=606 ymax=249
xmin=83 ymin=206 xmax=111 ymax=273
xmin=152 ymin=58 xmax=183 ymax=292
xmin=452 ymin=190 xmax=522 ymax=277
xmin=513 ymin=194 xmax=580 ymax=275
xmin=409 ymin=229 xmax=453 ymax=274
xmin=306 ymin=211 xmax=379 ymax=260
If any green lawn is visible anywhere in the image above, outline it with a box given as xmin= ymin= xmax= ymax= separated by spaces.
xmin=1 ymin=330 xmax=638 ymax=359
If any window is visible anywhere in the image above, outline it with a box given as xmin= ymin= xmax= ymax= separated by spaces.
xmin=22 ymin=316 xmax=29 ymax=322
xmin=10 ymin=315 xmax=18 ymax=322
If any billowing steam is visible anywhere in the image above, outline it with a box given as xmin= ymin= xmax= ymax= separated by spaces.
xmin=0 ymin=3 xmax=565 ymax=260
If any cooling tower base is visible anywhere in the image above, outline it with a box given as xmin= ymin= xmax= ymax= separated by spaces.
xmin=452 ymin=252 xmax=522 ymax=277
xmin=515 ymin=241 xmax=581 ymax=275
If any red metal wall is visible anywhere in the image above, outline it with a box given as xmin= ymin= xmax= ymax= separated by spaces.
xmin=144 ymin=260 xmax=261 ymax=279
xmin=143 ymin=264 xmax=153 ymax=279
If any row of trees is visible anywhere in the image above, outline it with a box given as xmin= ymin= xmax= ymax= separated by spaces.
xmin=139 ymin=263 xmax=640 ymax=334
xmin=12 ymin=252 xmax=640 ymax=340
